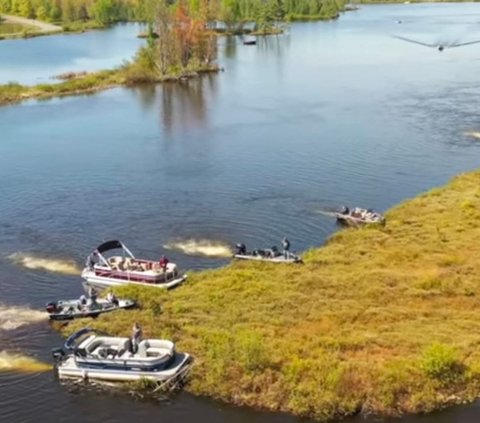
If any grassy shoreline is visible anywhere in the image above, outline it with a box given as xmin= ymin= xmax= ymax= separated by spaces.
xmin=0 ymin=64 xmax=221 ymax=107
xmin=60 ymin=170 xmax=480 ymax=421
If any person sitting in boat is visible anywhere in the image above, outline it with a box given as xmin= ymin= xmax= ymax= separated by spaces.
xmin=107 ymin=292 xmax=119 ymax=306
xmin=159 ymin=255 xmax=169 ymax=272
xmin=131 ymin=322 xmax=143 ymax=353
xmin=78 ymin=294 xmax=87 ymax=310
xmin=270 ymin=246 xmax=279 ymax=258
xmin=235 ymin=243 xmax=247 ymax=255
xmin=282 ymin=237 xmax=290 ymax=259
xmin=341 ymin=206 xmax=350 ymax=215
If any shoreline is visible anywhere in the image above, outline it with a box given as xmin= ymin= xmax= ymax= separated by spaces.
xmin=60 ymin=170 xmax=480 ymax=421
xmin=0 ymin=14 xmax=62 ymax=39
xmin=0 ymin=65 xmax=221 ymax=107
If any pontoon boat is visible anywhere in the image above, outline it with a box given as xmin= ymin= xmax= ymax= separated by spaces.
xmin=52 ymin=328 xmax=191 ymax=382
xmin=81 ymin=240 xmax=187 ymax=289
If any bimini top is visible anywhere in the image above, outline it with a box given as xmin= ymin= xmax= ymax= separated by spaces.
xmin=96 ymin=240 xmax=125 ymax=254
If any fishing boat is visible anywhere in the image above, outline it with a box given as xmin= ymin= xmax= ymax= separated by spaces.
xmin=81 ymin=240 xmax=187 ymax=289
xmin=52 ymin=328 xmax=191 ymax=382
xmin=233 ymin=244 xmax=302 ymax=263
xmin=46 ymin=298 xmax=135 ymax=321
xmin=243 ymin=37 xmax=257 ymax=45
xmin=335 ymin=206 xmax=385 ymax=225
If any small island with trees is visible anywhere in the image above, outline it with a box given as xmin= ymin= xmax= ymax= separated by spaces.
xmin=0 ymin=0 xmax=348 ymax=105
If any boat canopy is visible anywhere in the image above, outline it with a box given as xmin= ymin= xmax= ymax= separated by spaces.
xmin=96 ymin=240 xmax=125 ymax=254
xmin=89 ymin=240 xmax=136 ymax=268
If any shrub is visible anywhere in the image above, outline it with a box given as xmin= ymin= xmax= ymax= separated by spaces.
xmin=421 ymin=343 xmax=465 ymax=385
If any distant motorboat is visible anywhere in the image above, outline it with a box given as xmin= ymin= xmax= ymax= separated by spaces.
xmin=335 ymin=206 xmax=385 ymax=225
xmin=233 ymin=243 xmax=302 ymax=263
xmin=243 ymin=38 xmax=257 ymax=46
xmin=46 ymin=298 xmax=135 ymax=321
xmin=81 ymin=240 xmax=186 ymax=289
xmin=52 ymin=328 xmax=191 ymax=382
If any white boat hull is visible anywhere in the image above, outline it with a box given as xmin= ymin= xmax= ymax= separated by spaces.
xmin=57 ymin=353 xmax=190 ymax=382
xmin=234 ymin=254 xmax=301 ymax=264
xmin=82 ymin=270 xmax=187 ymax=289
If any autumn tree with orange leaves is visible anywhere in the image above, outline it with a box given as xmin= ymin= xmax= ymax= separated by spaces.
xmin=151 ymin=0 xmax=217 ymax=76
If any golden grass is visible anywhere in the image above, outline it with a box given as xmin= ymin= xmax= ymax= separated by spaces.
xmin=63 ymin=170 xmax=480 ymax=420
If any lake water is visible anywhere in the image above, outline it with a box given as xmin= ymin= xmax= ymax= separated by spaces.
xmin=0 ymin=23 xmax=145 ymax=85
xmin=1 ymin=3 xmax=480 ymax=422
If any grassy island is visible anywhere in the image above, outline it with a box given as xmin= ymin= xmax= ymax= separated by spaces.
xmin=60 ymin=170 xmax=480 ymax=421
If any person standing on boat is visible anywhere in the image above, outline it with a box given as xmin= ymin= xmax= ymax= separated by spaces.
xmin=86 ymin=251 xmax=97 ymax=270
xmin=131 ymin=322 xmax=143 ymax=353
xmin=282 ymin=237 xmax=290 ymax=259
xmin=88 ymin=286 xmax=97 ymax=306
xmin=159 ymin=255 xmax=169 ymax=272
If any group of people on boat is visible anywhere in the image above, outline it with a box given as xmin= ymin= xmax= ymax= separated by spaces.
xmin=86 ymin=251 xmax=171 ymax=273
xmin=339 ymin=206 xmax=384 ymax=222
xmin=235 ymin=237 xmax=292 ymax=259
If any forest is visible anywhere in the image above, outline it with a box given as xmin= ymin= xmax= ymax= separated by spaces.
xmin=0 ymin=0 xmax=345 ymax=26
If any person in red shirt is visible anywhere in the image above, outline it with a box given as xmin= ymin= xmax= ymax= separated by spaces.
xmin=159 ymin=255 xmax=169 ymax=271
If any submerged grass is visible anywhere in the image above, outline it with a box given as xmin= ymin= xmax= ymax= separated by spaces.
xmin=63 ymin=170 xmax=480 ymax=421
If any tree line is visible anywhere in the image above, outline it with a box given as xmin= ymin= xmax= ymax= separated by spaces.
xmin=0 ymin=0 xmax=345 ymax=26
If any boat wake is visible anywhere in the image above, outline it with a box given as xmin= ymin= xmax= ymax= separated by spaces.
xmin=315 ymin=209 xmax=338 ymax=218
xmin=0 ymin=351 xmax=51 ymax=373
xmin=7 ymin=252 xmax=80 ymax=275
xmin=164 ymin=239 xmax=232 ymax=258
xmin=0 ymin=305 xmax=47 ymax=330
xmin=464 ymin=131 xmax=480 ymax=140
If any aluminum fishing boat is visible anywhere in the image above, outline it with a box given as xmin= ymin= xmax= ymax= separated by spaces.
xmin=335 ymin=206 xmax=385 ymax=225
xmin=46 ymin=298 xmax=135 ymax=321
xmin=81 ymin=240 xmax=187 ymax=289
xmin=52 ymin=328 xmax=191 ymax=382
xmin=233 ymin=244 xmax=302 ymax=264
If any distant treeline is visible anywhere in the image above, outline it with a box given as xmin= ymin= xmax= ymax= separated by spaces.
xmin=0 ymin=0 xmax=345 ymax=26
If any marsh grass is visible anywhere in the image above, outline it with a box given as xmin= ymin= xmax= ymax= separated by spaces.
xmin=0 ymin=58 xmax=220 ymax=106
xmin=63 ymin=171 xmax=480 ymax=420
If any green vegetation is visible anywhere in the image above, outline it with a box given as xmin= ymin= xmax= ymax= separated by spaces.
xmin=0 ymin=0 xmax=345 ymax=34
xmin=59 ymin=170 xmax=480 ymax=421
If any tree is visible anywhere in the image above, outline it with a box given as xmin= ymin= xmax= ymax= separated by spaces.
xmin=91 ymin=0 xmax=117 ymax=24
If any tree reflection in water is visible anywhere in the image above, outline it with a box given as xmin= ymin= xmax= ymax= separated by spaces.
xmin=131 ymin=74 xmax=218 ymax=134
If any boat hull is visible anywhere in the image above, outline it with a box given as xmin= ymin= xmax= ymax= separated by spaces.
xmin=47 ymin=299 xmax=135 ymax=321
xmin=233 ymin=254 xmax=301 ymax=264
xmin=82 ymin=270 xmax=187 ymax=289
xmin=335 ymin=213 xmax=385 ymax=225
xmin=57 ymin=353 xmax=190 ymax=382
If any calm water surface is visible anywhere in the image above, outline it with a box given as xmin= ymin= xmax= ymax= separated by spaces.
xmin=1 ymin=3 xmax=480 ymax=422
xmin=0 ymin=23 xmax=144 ymax=84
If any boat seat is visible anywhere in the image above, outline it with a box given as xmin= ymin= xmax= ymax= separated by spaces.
xmin=117 ymin=339 xmax=131 ymax=357
xmin=137 ymin=340 xmax=150 ymax=358
xmin=146 ymin=347 xmax=167 ymax=358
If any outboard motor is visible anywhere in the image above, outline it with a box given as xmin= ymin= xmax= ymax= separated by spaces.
xmin=341 ymin=206 xmax=350 ymax=215
xmin=51 ymin=348 xmax=65 ymax=362
xmin=46 ymin=302 xmax=58 ymax=314
xmin=235 ymin=243 xmax=247 ymax=255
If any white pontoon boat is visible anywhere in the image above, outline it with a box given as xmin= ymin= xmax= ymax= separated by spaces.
xmin=81 ymin=240 xmax=187 ymax=289
xmin=52 ymin=328 xmax=191 ymax=382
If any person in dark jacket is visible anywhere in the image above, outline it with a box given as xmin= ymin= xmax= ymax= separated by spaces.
xmin=282 ymin=237 xmax=290 ymax=259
